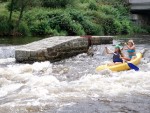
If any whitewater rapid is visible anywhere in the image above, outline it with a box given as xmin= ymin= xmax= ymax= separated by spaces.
xmin=0 ymin=40 xmax=150 ymax=113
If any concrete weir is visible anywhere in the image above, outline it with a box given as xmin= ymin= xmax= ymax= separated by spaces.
xmin=15 ymin=36 xmax=113 ymax=63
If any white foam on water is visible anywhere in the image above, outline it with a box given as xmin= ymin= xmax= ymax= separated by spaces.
xmin=0 ymin=62 xmax=149 ymax=112
xmin=26 ymin=75 xmax=60 ymax=87
xmin=0 ymin=46 xmax=149 ymax=112
xmin=0 ymin=46 xmax=15 ymax=58
xmin=1 ymin=83 xmax=23 ymax=93
xmin=32 ymin=61 xmax=52 ymax=73
xmin=0 ymin=58 xmax=15 ymax=64
xmin=7 ymin=64 xmax=33 ymax=74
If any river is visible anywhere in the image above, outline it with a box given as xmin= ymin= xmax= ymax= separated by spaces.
xmin=0 ymin=36 xmax=150 ymax=113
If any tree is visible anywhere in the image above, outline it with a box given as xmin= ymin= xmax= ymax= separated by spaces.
xmin=16 ymin=0 xmax=27 ymax=28
xmin=7 ymin=0 xmax=41 ymax=30
xmin=8 ymin=0 xmax=14 ymax=23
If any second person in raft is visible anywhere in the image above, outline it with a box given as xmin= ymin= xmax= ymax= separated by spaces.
xmin=105 ymin=45 xmax=125 ymax=66
xmin=123 ymin=40 xmax=136 ymax=61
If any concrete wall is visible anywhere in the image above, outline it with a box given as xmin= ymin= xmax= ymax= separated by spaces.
xmin=131 ymin=14 xmax=150 ymax=25
xmin=15 ymin=36 xmax=113 ymax=63
xmin=129 ymin=0 xmax=150 ymax=4
xmin=129 ymin=0 xmax=150 ymax=10
xmin=129 ymin=0 xmax=150 ymax=26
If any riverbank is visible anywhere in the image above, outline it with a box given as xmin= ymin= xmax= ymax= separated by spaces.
xmin=0 ymin=0 xmax=149 ymax=37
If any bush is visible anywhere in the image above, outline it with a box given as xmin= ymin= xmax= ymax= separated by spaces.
xmin=58 ymin=13 xmax=85 ymax=35
xmin=0 ymin=0 xmax=146 ymax=36
xmin=24 ymin=8 xmax=85 ymax=36
xmin=143 ymin=26 xmax=150 ymax=33
xmin=132 ymin=25 xmax=148 ymax=34
xmin=113 ymin=20 xmax=122 ymax=34
xmin=42 ymin=0 xmax=75 ymax=8
xmin=81 ymin=19 xmax=103 ymax=35
xmin=86 ymin=5 xmax=134 ymax=35
xmin=68 ymin=8 xmax=103 ymax=35
xmin=18 ymin=22 xmax=30 ymax=36
xmin=30 ymin=19 xmax=51 ymax=36
xmin=121 ymin=19 xmax=133 ymax=34
xmin=25 ymin=9 xmax=52 ymax=35
xmin=98 ymin=5 xmax=120 ymax=18
xmin=0 ymin=14 xmax=9 ymax=35
xmin=7 ymin=1 xmax=20 ymax=11
xmin=0 ymin=0 xmax=8 ymax=2
xmin=89 ymin=1 xmax=98 ymax=10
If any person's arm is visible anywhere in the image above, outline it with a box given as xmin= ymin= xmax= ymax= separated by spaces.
xmin=127 ymin=45 xmax=135 ymax=50
xmin=105 ymin=47 xmax=113 ymax=54
xmin=121 ymin=53 xmax=125 ymax=57
xmin=122 ymin=46 xmax=128 ymax=50
xmin=125 ymin=43 xmax=135 ymax=50
xmin=120 ymin=53 xmax=130 ymax=61
xmin=122 ymin=43 xmax=128 ymax=50
xmin=120 ymin=53 xmax=125 ymax=59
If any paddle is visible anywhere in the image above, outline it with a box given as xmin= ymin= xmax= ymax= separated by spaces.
xmin=127 ymin=48 xmax=148 ymax=71
xmin=106 ymin=47 xmax=139 ymax=71
xmin=127 ymin=62 xmax=139 ymax=71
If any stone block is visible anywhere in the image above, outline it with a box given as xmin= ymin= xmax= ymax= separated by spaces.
xmin=15 ymin=36 xmax=113 ymax=63
xmin=15 ymin=50 xmax=30 ymax=61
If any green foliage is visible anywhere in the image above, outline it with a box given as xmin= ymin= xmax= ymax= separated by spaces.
xmin=30 ymin=19 xmax=51 ymax=36
xmin=99 ymin=5 xmax=120 ymax=17
xmin=7 ymin=0 xmax=41 ymax=12
xmin=81 ymin=19 xmax=103 ymax=35
xmin=67 ymin=8 xmax=103 ymax=35
xmin=101 ymin=16 xmax=133 ymax=35
xmin=146 ymin=27 xmax=150 ymax=33
xmin=132 ymin=25 xmax=149 ymax=34
xmin=58 ymin=14 xmax=85 ymax=35
xmin=80 ymin=0 xmax=90 ymax=3
xmin=25 ymin=9 xmax=84 ymax=36
xmin=121 ymin=19 xmax=133 ymax=34
xmin=18 ymin=22 xmax=30 ymax=36
xmin=0 ymin=14 xmax=9 ymax=35
xmin=0 ymin=0 xmax=8 ymax=2
xmin=88 ymin=1 xmax=98 ymax=10
xmin=0 ymin=0 xmax=148 ymax=36
xmin=7 ymin=0 xmax=20 ymax=11
xmin=87 ymin=4 xmax=134 ymax=35
xmin=42 ymin=0 xmax=75 ymax=8
xmin=102 ymin=16 xmax=115 ymax=35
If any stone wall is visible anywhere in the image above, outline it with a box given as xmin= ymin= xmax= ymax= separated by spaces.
xmin=15 ymin=36 xmax=113 ymax=63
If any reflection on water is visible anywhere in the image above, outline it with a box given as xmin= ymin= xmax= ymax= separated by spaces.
xmin=0 ymin=36 xmax=44 ymax=46
xmin=0 ymin=37 xmax=150 ymax=113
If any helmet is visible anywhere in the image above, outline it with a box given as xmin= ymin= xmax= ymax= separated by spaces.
xmin=115 ymin=45 xmax=121 ymax=48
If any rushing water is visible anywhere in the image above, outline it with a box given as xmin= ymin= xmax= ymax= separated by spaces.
xmin=0 ymin=37 xmax=150 ymax=113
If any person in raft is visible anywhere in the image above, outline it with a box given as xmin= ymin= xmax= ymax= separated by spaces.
xmin=123 ymin=40 xmax=136 ymax=61
xmin=105 ymin=45 xmax=125 ymax=66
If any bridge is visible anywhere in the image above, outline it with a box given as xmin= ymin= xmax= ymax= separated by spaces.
xmin=129 ymin=0 xmax=150 ymax=11
xmin=128 ymin=0 xmax=150 ymax=25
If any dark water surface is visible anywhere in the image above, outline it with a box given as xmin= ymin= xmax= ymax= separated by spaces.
xmin=0 ymin=36 xmax=45 ymax=46
xmin=0 ymin=36 xmax=149 ymax=113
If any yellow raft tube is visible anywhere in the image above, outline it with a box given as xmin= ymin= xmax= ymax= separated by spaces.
xmin=96 ymin=52 xmax=142 ymax=72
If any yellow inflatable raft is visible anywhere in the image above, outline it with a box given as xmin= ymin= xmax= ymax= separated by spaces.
xmin=96 ymin=52 xmax=142 ymax=72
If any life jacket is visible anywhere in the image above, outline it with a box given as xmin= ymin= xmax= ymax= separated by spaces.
xmin=113 ymin=52 xmax=123 ymax=63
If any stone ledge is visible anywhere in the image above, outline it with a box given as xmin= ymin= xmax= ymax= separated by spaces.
xmin=15 ymin=36 xmax=113 ymax=63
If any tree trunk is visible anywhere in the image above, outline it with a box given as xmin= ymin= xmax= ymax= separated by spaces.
xmin=8 ymin=0 xmax=14 ymax=22
xmin=8 ymin=0 xmax=14 ymax=34
xmin=16 ymin=0 xmax=25 ymax=29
